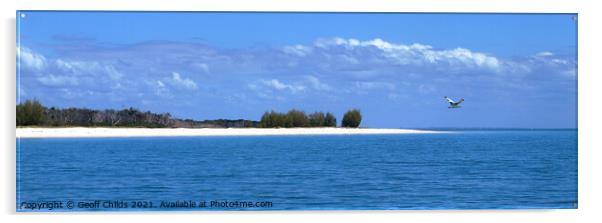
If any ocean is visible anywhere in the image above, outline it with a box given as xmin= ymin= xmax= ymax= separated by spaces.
xmin=16 ymin=130 xmax=577 ymax=211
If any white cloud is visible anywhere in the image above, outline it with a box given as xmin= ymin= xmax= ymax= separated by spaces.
xmin=283 ymin=44 xmax=312 ymax=57
xmin=530 ymin=51 xmax=575 ymax=71
xmin=149 ymin=80 xmax=172 ymax=98
xmin=19 ymin=47 xmax=46 ymax=71
xmin=104 ymin=65 xmax=124 ymax=80
xmin=550 ymin=58 xmax=569 ymax=65
xmin=18 ymin=39 xmax=576 ymax=104
xmin=171 ymin=72 xmax=198 ymax=90
xmin=536 ymin=51 xmax=554 ymax=57
xmin=37 ymin=74 xmax=79 ymax=86
xmin=56 ymin=59 xmax=99 ymax=74
xmin=194 ymin=63 xmax=210 ymax=73
xmin=54 ymin=59 xmax=124 ymax=80
xmin=311 ymin=37 xmax=503 ymax=72
xmin=59 ymin=88 xmax=78 ymax=99
xmin=260 ymin=79 xmax=305 ymax=93
xmin=354 ymin=81 xmax=395 ymax=91
xmin=424 ymin=48 xmax=500 ymax=70
xmin=305 ymin=75 xmax=332 ymax=91
xmin=562 ymin=69 xmax=577 ymax=77
xmin=55 ymin=59 xmax=73 ymax=70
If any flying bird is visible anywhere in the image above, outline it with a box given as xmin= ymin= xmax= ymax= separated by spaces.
xmin=444 ymin=96 xmax=464 ymax=109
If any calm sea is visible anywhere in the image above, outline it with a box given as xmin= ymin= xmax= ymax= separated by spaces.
xmin=16 ymin=130 xmax=577 ymax=211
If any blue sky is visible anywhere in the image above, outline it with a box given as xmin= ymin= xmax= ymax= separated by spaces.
xmin=17 ymin=11 xmax=577 ymax=128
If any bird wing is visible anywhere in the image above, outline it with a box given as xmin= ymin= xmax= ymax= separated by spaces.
xmin=454 ymin=99 xmax=465 ymax=106
xmin=445 ymin=97 xmax=455 ymax=104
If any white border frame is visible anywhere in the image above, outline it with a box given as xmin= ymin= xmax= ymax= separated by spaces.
xmin=2 ymin=0 xmax=600 ymax=223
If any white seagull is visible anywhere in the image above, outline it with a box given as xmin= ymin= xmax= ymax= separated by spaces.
xmin=444 ymin=96 xmax=464 ymax=109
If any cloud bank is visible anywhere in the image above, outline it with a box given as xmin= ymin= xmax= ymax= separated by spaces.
xmin=17 ymin=37 xmax=576 ymax=124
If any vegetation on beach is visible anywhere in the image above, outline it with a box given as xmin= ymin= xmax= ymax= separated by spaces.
xmin=258 ymin=110 xmax=337 ymax=128
xmin=16 ymin=99 xmax=45 ymax=126
xmin=342 ymin=109 xmax=362 ymax=128
xmin=17 ymin=99 xmax=362 ymax=128
xmin=16 ymin=99 xmax=257 ymax=128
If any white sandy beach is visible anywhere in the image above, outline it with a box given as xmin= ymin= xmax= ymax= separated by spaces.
xmin=16 ymin=127 xmax=441 ymax=138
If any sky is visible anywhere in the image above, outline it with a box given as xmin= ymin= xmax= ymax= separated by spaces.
xmin=16 ymin=11 xmax=577 ymax=128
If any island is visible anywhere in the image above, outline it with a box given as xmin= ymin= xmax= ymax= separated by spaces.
xmin=16 ymin=99 xmax=440 ymax=138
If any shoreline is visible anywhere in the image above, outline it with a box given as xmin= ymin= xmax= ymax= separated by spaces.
xmin=16 ymin=127 xmax=443 ymax=138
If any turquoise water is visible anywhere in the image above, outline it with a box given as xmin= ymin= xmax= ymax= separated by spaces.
xmin=16 ymin=130 xmax=577 ymax=211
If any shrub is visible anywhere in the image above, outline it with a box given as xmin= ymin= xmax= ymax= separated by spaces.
xmin=259 ymin=109 xmax=337 ymax=128
xmin=308 ymin=112 xmax=325 ymax=127
xmin=324 ymin=112 xmax=337 ymax=127
xmin=16 ymin=99 xmax=46 ymax=126
xmin=286 ymin=109 xmax=308 ymax=127
xmin=259 ymin=110 xmax=288 ymax=128
xmin=342 ymin=109 xmax=362 ymax=128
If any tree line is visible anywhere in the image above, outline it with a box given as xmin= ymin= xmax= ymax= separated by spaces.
xmin=16 ymin=99 xmax=363 ymax=128
xmin=258 ymin=109 xmax=362 ymax=128
xmin=16 ymin=99 xmax=258 ymax=128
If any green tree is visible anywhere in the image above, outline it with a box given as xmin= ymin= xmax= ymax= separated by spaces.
xmin=342 ymin=109 xmax=362 ymax=128
xmin=308 ymin=112 xmax=325 ymax=127
xmin=260 ymin=109 xmax=339 ymax=128
xmin=259 ymin=110 xmax=288 ymax=128
xmin=324 ymin=112 xmax=337 ymax=127
xmin=16 ymin=99 xmax=46 ymax=126
xmin=259 ymin=111 xmax=271 ymax=128
xmin=286 ymin=109 xmax=308 ymax=127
